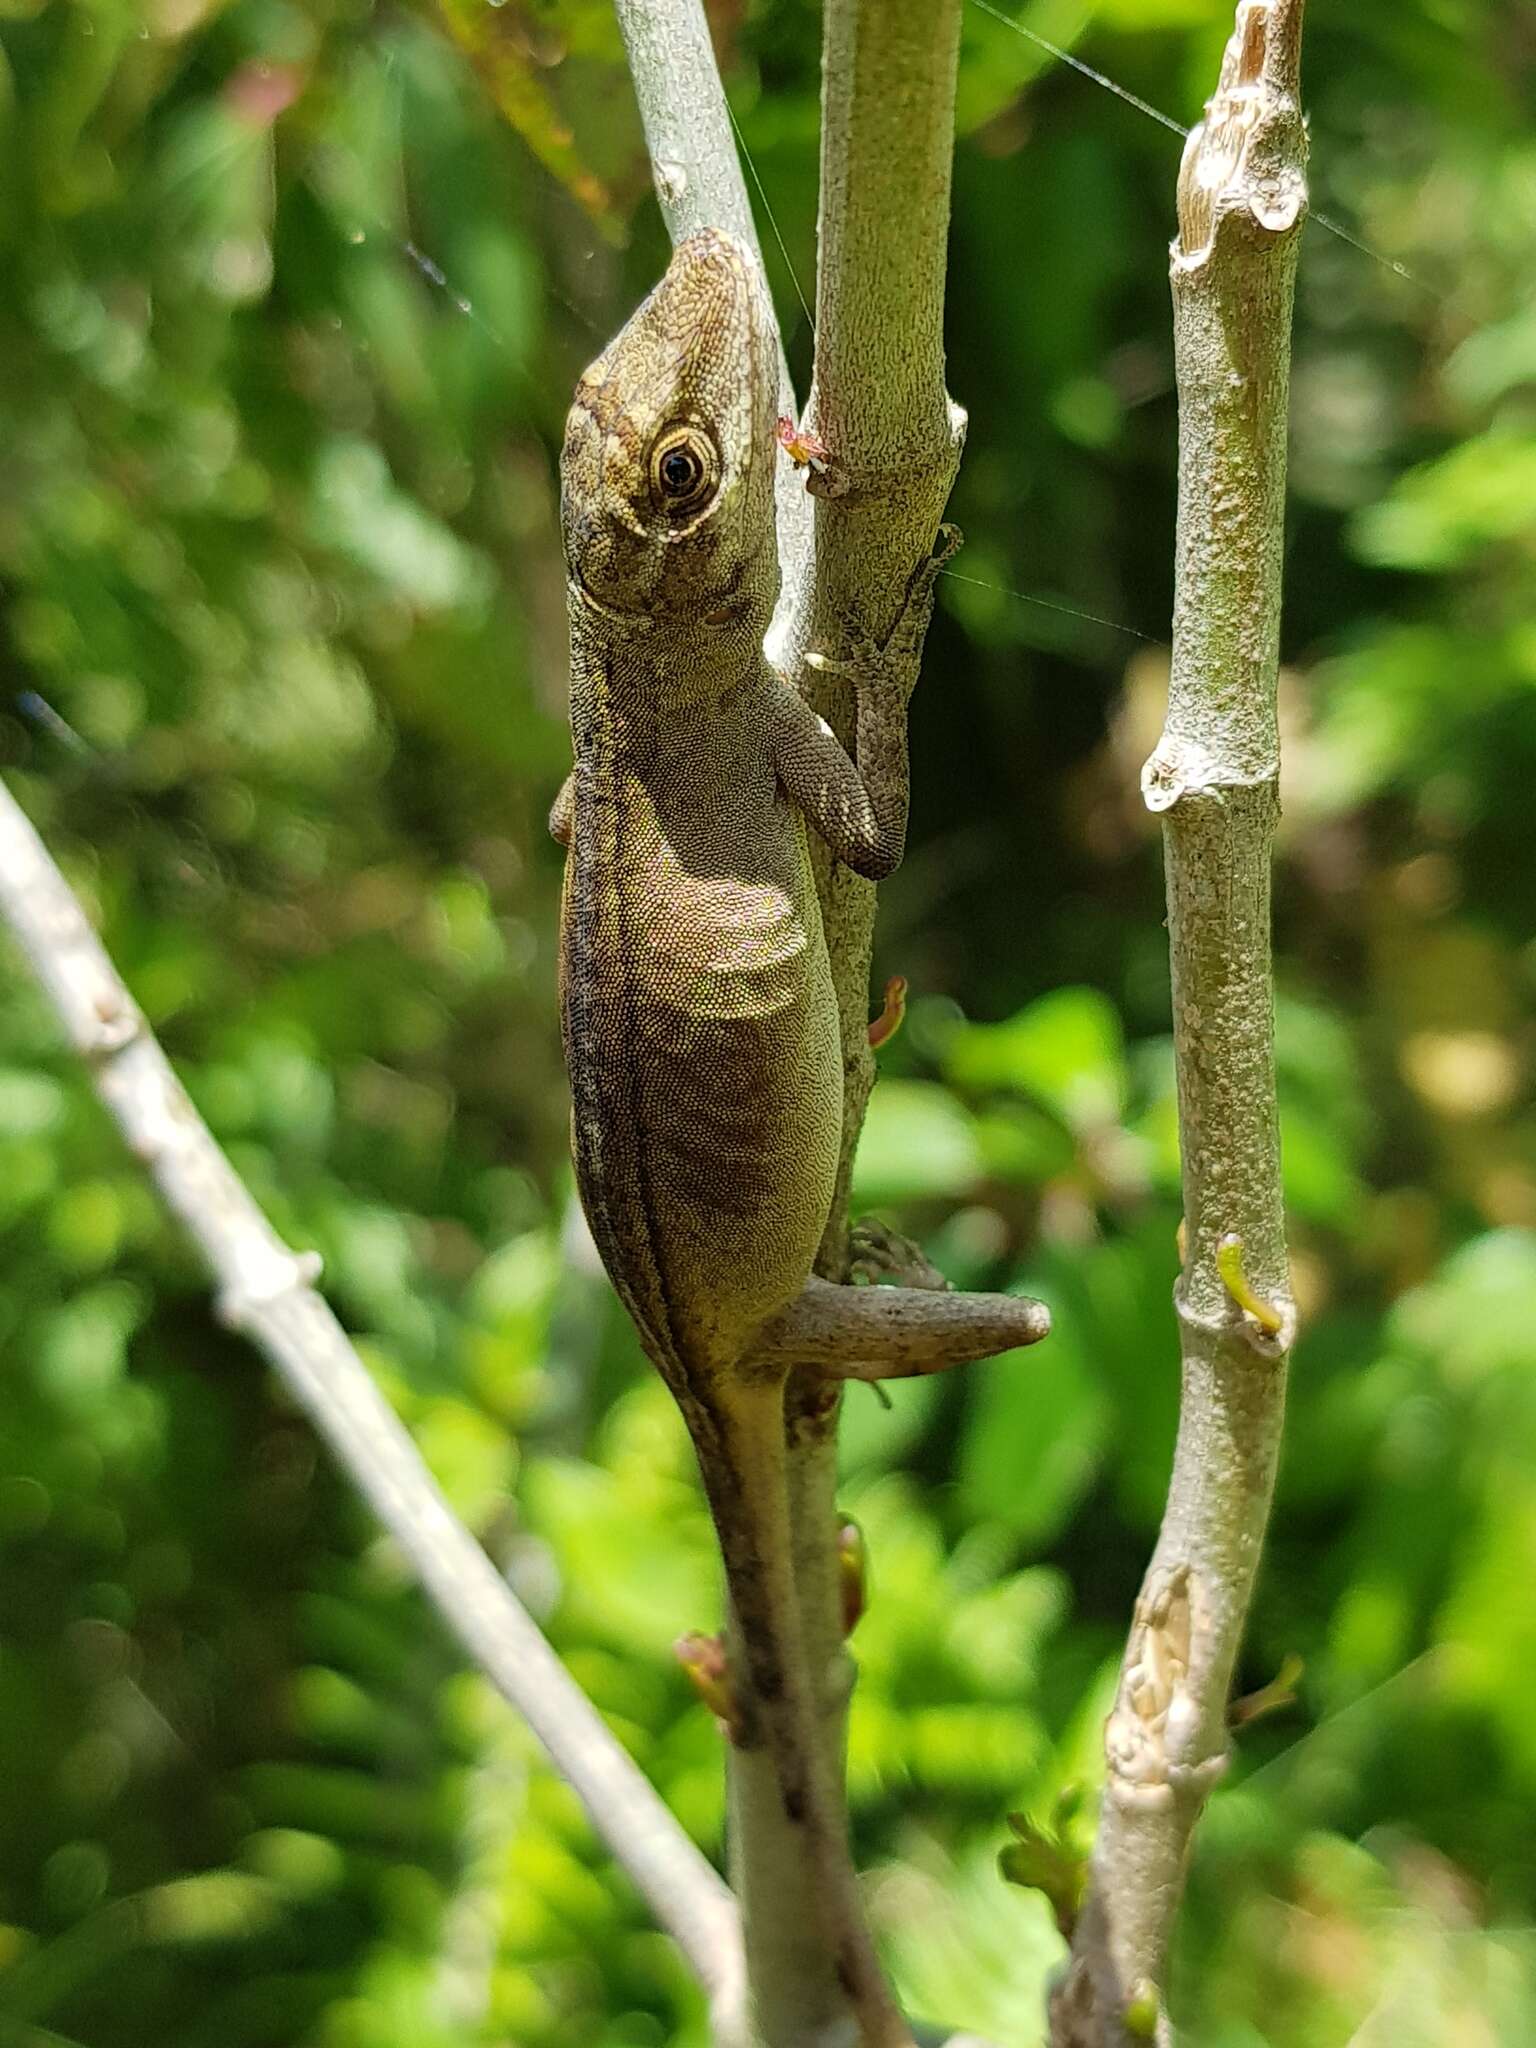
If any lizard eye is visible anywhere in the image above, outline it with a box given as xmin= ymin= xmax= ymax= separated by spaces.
xmin=648 ymin=424 xmax=719 ymax=516
xmin=660 ymin=447 xmax=700 ymax=493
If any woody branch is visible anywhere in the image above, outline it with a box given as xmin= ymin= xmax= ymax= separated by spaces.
xmin=1050 ymin=6 xmax=1307 ymax=2043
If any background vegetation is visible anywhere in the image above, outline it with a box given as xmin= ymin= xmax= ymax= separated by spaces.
xmin=0 ymin=1 xmax=1532 ymax=2042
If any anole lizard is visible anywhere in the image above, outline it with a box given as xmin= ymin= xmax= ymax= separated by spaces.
xmin=553 ymin=229 xmax=1049 ymax=2046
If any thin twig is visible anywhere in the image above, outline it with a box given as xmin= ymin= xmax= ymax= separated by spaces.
xmin=1050 ymin=7 xmax=1307 ymax=2045
xmin=611 ymin=0 xmax=812 ymax=615
xmin=0 ymin=778 xmax=746 ymax=2038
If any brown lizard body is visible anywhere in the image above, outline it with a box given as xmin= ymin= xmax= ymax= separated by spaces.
xmin=555 ymin=230 xmax=1048 ymax=2046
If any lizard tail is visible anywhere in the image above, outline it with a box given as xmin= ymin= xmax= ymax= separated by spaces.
xmin=696 ymin=1381 xmax=913 ymax=2048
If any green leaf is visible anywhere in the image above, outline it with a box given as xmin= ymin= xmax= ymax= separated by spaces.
xmin=1027 ymin=1224 xmax=1182 ymax=1531
xmin=998 ymin=1812 xmax=1085 ymax=1936
xmin=1353 ymin=432 xmax=1536 ymax=572
xmin=521 ymin=1450 xmax=716 ymax=1662
xmin=0 ymin=1069 xmax=68 ymax=1138
xmin=958 ymin=1284 xmax=1109 ymax=1548
xmin=1278 ymin=1104 xmax=1364 ymax=1228
xmin=883 ymin=1841 xmax=1062 ymax=2044
xmin=308 ymin=438 xmax=493 ymax=614
xmin=946 ymin=986 xmax=1126 ymax=1129
xmin=974 ymin=1101 xmax=1078 ymax=1183
xmin=411 ymin=1400 xmax=517 ymax=1527
xmin=1390 ymin=1229 xmax=1536 ymax=1386
xmin=35 ymin=1283 xmax=146 ymax=1413
xmin=852 ymin=1079 xmax=983 ymax=1204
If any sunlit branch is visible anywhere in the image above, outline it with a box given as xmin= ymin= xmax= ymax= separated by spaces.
xmin=1051 ymin=6 xmax=1308 ymax=2044
xmin=611 ymin=0 xmax=812 ymax=609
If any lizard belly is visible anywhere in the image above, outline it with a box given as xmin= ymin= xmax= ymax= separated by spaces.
xmin=562 ymin=785 xmax=841 ymax=1375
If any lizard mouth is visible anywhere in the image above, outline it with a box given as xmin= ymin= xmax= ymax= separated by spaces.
xmin=571 ymin=557 xmax=753 ymax=630
xmin=569 ymin=571 xmax=657 ymax=631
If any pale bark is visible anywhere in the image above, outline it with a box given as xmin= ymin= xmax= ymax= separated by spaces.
xmin=611 ymin=0 xmax=812 ymax=614
xmin=0 ymin=779 xmax=747 ymax=2043
xmin=1050 ymin=7 xmax=1307 ymax=2045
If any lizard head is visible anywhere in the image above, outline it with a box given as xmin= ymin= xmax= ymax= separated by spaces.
xmin=560 ymin=228 xmax=779 ymax=630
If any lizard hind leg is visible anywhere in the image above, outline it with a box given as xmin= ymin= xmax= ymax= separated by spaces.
xmin=748 ymin=1271 xmax=1051 ymax=1384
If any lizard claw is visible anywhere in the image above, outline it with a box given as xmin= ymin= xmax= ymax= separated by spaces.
xmin=804 ymin=526 xmax=962 ymax=689
xmin=894 ymin=520 xmax=963 ymax=631
xmin=929 ymin=521 xmax=964 ymax=570
xmin=848 ymin=1216 xmax=948 ymax=1289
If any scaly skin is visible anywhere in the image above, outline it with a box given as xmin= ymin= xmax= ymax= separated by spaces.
xmin=554 ymin=231 xmax=1048 ymax=2047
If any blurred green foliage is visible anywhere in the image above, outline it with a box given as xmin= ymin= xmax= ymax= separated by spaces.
xmin=0 ymin=1 xmax=1533 ymax=2043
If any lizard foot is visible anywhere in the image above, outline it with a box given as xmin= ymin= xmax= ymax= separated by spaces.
xmin=805 ymin=523 xmax=964 ymax=705
xmin=848 ymin=1217 xmax=950 ymax=1291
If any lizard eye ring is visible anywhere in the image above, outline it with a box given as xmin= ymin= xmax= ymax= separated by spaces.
xmin=648 ymin=424 xmax=719 ymax=517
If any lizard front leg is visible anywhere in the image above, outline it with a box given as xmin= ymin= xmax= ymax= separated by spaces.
xmin=769 ymin=526 xmax=961 ymax=880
